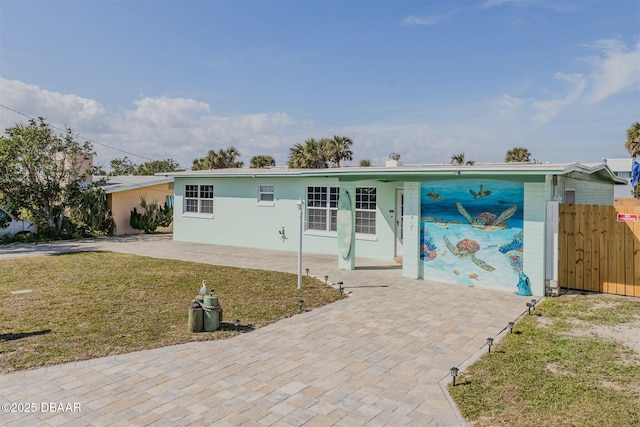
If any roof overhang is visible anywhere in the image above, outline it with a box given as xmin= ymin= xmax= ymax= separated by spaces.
xmin=160 ymin=162 xmax=627 ymax=185
xmin=98 ymin=176 xmax=174 ymax=194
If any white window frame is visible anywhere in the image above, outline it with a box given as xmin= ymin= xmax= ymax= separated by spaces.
xmin=306 ymin=186 xmax=339 ymax=234
xmin=183 ymin=184 xmax=214 ymax=218
xmin=258 ymin=184 xmax=275 ymax=206
xmin=355 ymin=186 xmax=377 ymax=236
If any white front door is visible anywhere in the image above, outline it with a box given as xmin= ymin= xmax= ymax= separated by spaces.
xmin=395 ymin=189 xmax=404 ymax=257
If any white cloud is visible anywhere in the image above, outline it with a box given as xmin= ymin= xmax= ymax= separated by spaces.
xmin=0 ymin=78 xmax=109 ymax=131
xmin=401 ymin=11 xmax=456 ymax=27
xmin=531 ymin=72 xmax=586 ymax=124
xmin=0 ymin=78 xmax=297 ymax=169
xmin=583 ymin=39 xmax=640 ymax=104
xmin=498 ymin=39 xmax=639 ymax=126
xmin=498 ymin=72 xmax=586 ymax=125
xmin=482 ymin=0 xmax=577 ymax=11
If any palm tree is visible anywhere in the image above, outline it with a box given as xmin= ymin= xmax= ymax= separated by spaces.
xmin=451 ymin=152 xmax=475 ymax=165
xmin=192 ymin=147 xmax=243 ymax=170
xmin=505 ymin=147 xmax=532 ymax=162
xmin=326 ymin=135 xmax=353 ymax=167
xmin=287 ymin=138 xmax=329 ymax=168
xmin=250 ymin=155 xmax=276 ymax=168
xmin=625 ymin=122 xmax=640 ymax=158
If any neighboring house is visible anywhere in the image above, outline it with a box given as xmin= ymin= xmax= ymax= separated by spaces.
xmin=99 ymin=176 xmax=174 ymax=236
xmin=604 ymin=158 xmax=635 ymax=199
xmin=163 ymin=162 xmax=625 ymax=296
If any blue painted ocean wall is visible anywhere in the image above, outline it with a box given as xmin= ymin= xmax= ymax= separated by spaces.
xmin=420 ymin=179 xmax=524 ymax=291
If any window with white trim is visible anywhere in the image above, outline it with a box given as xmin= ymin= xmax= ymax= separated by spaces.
xmin=258 ymin=185 xmax=275 ymax=204
xmin=355 ymin=187 xmax=376 ymax=235
xmin=306 ymin=186 xmax=339 ymax=232
xmin=184 ymin=184 xmax=214 ymax=214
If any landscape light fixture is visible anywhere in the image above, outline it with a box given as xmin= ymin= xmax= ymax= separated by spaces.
xmin=526 ymin=302 xmax=533 ymax=315
xmin=305 ymin=268 xmax=309 ymax=276
xmin=450 ymin=367 xmax=459 ymax=386
xmin=531 ymin=299 xmax=537 ymax=309
xmin=508 ymin=321 xmax=515 ymax=333
xmin=209 ymin=288 xmax=215 ymax=296
xmin=487 ymin=337 xmax=494 ymax=353
xmin=234 ymin=319 xmax=240 ymax=328
xmin=298 ymin=299 xmax=305 ymax=312
xmin=337 ymin=281 xmax=344 ymax=295
xmin=324 ymin=275 xmax=329 ymax=284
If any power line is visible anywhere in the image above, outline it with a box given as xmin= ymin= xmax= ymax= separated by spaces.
xmin=1 ymin=104 xmax=179 ymax=195
xmin=0 ymin=104 xmax=156 ymax=162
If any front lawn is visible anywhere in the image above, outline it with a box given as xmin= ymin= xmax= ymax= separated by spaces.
xmin=449 ymin=294 xmax=640 ymax=427
xmin=0 ymin=251 xmax=343 ymax=373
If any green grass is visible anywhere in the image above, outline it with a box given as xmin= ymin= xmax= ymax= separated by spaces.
xmin=0 ymin=251 xmax=344 ymax=373
xmin=449 ymin=294 xmax=640 ymax=427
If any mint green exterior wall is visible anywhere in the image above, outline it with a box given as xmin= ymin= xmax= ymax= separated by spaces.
xmin=558 ymin=175 xmax=615 ymax=205
xmin=173 ymin=176 xmax=400 ymax=261
xmin=172 ymin=169 xmax=617 ymax=296
xmin=523 ymin=182 xmax=547 ymax=296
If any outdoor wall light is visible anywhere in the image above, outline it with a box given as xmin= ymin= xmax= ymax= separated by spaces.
xmin=486 ymin=337 xmax=494 ymax=353
xmin=337 ymin=281 xmax=344 ymax=295
xmin=298 ymin=299 xmax=305 ymax=312
xmin=526 ymin=302 xmax=533 ymax=315
xmin=324 ymin=275 xmax=329 ymax=284
xmin=450 ymin=367 xmax=459 ymax=386
xmin=508 ymin=321 xmax=515 ymax=333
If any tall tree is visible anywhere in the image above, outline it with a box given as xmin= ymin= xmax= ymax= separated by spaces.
xmin=327 ymin=135 xmax=353 ymax=167
xmin=625 ymin=122 xmax=640 ymax=158
xmin=109 ymin=157 xmax=137 ymax=175
xmin=250 ymin=155 xmax=276 ymax=168
xmin=0 ymin=118 xmax=95 ymax=232
xmin=450 ymin=152 xmax=475 ymax=165
xmin=109 ymin=157 xmax=181 ymax=175
xmin=287 ymin=138 xmax=329 ymax=168
xmin=505 ymin=147 xmax=532 ymax=162
xmin=136 ymin=159 xmax=181 ymax=175
xmin=192 ymin=147 xmax=243 ymax=170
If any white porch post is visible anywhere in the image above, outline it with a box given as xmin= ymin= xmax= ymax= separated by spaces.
xmin=402 ymin=182 xmax=422 ymax=279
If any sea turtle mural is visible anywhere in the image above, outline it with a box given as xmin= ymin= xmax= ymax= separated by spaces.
xmin=443 ymin=235 xmax=495 ymax=271
xmin=420 ymin=216 xmax=462 ymax=229
xmin=425 ymin=188 xmax=445 ymax=201
xmin=456 ymin=201 xmax=517 ymax=232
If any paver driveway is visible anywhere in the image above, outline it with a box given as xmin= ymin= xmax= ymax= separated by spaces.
xmin=0 ymin=235 xmax=529 ymax=426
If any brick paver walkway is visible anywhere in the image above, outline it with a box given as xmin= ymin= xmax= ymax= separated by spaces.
xmin=0 ymin=235 xmax=528 ymax=426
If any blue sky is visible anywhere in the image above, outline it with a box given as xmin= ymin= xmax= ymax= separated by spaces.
xmin=1 ymin=0 xmax=638 ymax=170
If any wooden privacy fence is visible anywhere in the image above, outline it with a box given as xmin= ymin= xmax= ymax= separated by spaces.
xmin=558 ymin=204 xmax=640 ymax=297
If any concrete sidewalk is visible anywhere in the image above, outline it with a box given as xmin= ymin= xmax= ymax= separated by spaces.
xmin=0 ymin=235 xmax=528 ymax=426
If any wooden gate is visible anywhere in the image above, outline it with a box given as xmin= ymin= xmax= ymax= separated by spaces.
xmin=558 ymin=204 xmax=640 ymax=297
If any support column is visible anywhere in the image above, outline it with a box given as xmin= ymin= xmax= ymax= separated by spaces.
xmin=337 ymin=183 xmax=356 ymax=270
xmin=402 ymin=182 xmax=422 ymax=279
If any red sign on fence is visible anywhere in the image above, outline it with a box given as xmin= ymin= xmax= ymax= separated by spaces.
xmin=617 ymin=213 xmax=639 ymax=222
